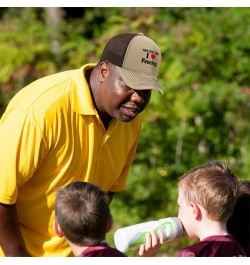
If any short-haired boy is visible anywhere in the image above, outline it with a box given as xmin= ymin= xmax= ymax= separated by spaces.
xmin=53 ymin=181 xmax=126 ymax=257
xmin=139 ymin=161 xmax=246 ymax=257
xmin=53 ymin=181 xmax=160 ymax=257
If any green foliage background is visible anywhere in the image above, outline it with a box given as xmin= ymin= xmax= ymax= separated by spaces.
xmin=0 ymin=7 xmax=250 ymax=256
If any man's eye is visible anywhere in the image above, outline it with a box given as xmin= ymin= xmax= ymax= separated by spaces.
xmin=121 ymin=81 xmax=131 ymax=91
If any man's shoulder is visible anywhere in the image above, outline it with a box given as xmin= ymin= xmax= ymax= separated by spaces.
xmin=4 ymin=68 xmax=82 ymax=115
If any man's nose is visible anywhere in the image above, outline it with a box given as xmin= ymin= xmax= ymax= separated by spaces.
xmin=131 ymin=90 xmax=151 ymax=105
xmin=131 ymin=90 xmax=144 ymax=104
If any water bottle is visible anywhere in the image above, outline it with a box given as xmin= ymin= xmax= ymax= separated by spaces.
xmin=114 ymin=217 xmax=183 ymax=253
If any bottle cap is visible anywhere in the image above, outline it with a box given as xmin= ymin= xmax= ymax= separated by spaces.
xmin=114 ymin=229 xmax=130 ymax=253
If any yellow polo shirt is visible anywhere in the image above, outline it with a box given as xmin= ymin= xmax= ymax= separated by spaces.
xmin=0 ymin=64 xmax=142 ymax=256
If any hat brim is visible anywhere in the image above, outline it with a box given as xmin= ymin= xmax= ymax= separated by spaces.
xmin=116 ymin=66 xmax=163 ymax=96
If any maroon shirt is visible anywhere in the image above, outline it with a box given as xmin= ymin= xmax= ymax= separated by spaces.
xmin=177 ymin=235 xmax=246 ymax=257
xmin=79 ymin=243 xmax=127 ymax=257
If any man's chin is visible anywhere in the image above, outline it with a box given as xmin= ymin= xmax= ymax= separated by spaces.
xmin=116 ymin=114 xmax=136 ymax=123
xmin=120 ymin=117 xmax=136 ymax=123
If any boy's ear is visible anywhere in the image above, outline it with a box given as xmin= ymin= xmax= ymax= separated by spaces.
xmin=106 ymin=214 xmax=113 ymax=233
xmin=190 ymin=202 xmax=202 ymax=220
xmin=53 ymin=220 xmax=64 ymax=238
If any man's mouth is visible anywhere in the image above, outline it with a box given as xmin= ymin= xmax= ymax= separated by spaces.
xmin=123 ymin=105 xmax=140 ymax=117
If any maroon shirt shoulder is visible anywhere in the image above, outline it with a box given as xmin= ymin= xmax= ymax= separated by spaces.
xmin=177 ymin=235 xmax=246 ymax=257
xmin=79 ymin=243 xmax=127 ymax=257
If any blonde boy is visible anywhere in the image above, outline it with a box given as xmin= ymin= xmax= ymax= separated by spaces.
xmin=176 ymin=160 xmax=246 ymax=256
xmin=139 ymin=161 xmax=246 ymax=257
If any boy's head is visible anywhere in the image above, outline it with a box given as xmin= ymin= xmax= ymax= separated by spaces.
xmin=53 ymin=181 xmax=112 ymax=246
xmin=177 ymin=160 xmax=239 ymax=239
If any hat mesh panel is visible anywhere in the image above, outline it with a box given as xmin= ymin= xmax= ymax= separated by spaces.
xmin=100 ymin=34 xmax=137 ymax=67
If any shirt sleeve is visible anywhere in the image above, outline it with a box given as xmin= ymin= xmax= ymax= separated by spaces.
xmin=0 ymin=109 xmax=47 ymax=204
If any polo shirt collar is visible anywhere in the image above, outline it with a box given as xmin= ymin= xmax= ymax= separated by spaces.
xmin=74 ymin=63 xmax=97 ymax=115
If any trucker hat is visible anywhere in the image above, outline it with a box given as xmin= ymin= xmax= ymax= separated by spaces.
xmin=99 ymin=33 xmax=163 ymax=95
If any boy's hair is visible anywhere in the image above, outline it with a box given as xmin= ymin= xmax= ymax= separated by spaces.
xmin=55 ymin=181 xmax=110 ymax=246
xmin=178 ymin=160 xmax=239 ymax=222
xmin=227 ymin=180 xmax=250 ymax=255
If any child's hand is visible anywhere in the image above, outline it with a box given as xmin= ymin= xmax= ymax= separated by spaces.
xmin=137 ymin=230 xmax=164 ymax=257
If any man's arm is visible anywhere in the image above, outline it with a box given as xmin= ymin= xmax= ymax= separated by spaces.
xmin=0 ymin=203 xmax=29 ymax=256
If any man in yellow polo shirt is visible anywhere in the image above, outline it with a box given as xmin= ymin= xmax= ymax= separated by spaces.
xmin=0 ymin=33 xmax=163 ymax=256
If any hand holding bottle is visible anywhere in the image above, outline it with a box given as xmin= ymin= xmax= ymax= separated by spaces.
xmin=138 ymin=229 xmax=165 ymax=257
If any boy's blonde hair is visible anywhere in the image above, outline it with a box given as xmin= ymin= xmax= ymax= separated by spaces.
xmin=178 ymin=160 xmax=239 ymax=222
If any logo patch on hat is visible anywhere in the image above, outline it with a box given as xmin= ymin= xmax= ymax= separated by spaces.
xmin=141 ymin=49 xmax=158 ymax=67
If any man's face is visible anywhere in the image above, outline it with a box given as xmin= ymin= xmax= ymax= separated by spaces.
xmin=98 ymin=63 xmax=152 ymax=122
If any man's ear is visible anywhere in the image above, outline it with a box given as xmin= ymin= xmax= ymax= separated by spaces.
xmin=190 ymin=202 xmax=202 ymax=220
xmin=106 ymin=214 xmax=113 ymax=233
xmin=53 ymin=220 xmax=64 ymax=238
xmin=98 ymin=61 xmax=109 ymax=82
